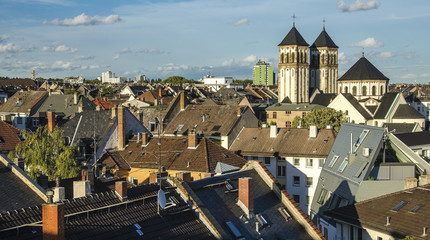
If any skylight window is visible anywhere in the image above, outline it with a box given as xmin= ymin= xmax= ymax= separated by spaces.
xmin=410 ymin=205 xmax=421 ymax=213
xmin=338 ymin=158 xmax=349 ymax=173
xmin=392 ymin=200 xmax=408 ymax=211
xmin=176 ymin=125 xmax=184 ymax=131
xmin=328 ymin=155 xmax=339 ymax=168
xmin=353 ymin=129 xmax=369 ymax=153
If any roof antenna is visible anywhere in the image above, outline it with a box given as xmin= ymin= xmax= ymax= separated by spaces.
xmin=323 ymin=18 xmax=326 ymax=31
xmin=292 ymin=13 xmax=296 ymax=27
xmin=362 ymin=48 xmax=365 ymax=57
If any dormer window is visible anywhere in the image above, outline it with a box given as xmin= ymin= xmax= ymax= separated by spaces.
xmin=353 ymin=129 xmax=369 ymax=153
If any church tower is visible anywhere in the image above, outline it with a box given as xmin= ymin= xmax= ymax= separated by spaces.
xmin=309 ymin=25 xmax=338 ymax=95
xmin=278 ymin=24 xmax=309 ymax=103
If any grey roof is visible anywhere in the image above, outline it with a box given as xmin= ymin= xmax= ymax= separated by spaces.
xmin=278 ymin=26 xmax=309 ymax=46
xmin=32 ymin=94 xmax=96 ymax=119
xmin=373 ymin=93 xmax=399 ymax=119
xmin=310 ymin=93 xmax=337 ymax=106
xmin=338 ymin=56 xmax=389 ymax=81
xmin=383 ymin=123 xmax=419 ymax=134
xmin=0 ymin=161 xmax=44 ymax=212
xmin=310 ymin=28 xmax=338 ymax=48
xmin=395 ymin=131 xmax=430 ymax=147
xmin=393 ymin=104 xmax=425 ymax=119
xmin=341 ymin=93 xmax=373 ymax=120
xmin=214 ymin=162 xmax=240 ymax=174
xmin=311 ymin=123 xmax=385 ymax=217
xmin=266 ymin=103 xmax=326 ymax=111
xmin=189 ymin=169 xmax=313 ymax=239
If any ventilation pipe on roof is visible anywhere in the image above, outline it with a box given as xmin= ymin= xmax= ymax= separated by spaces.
xmin=386 ymin=216 xmax=391 ymax=226
xmin=270 ymin=124 xmax=278 ymax=138
xmin=309 ymin=125 xmax=318 ymax=138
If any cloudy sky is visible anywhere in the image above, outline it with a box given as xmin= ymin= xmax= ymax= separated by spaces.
xmin=0 ymin=0 xmax=429 ymax=83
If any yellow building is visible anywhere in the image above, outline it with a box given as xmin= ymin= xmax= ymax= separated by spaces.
xmin=265 ymin=103 xmax=326 ymax=128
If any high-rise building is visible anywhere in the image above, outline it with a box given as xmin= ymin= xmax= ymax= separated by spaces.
xmin=253 ymin=60 xmax=275 ymax=86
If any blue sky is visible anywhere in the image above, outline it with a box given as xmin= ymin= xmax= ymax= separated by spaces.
xmin=0 ymin=0 xmax=429 ymax=83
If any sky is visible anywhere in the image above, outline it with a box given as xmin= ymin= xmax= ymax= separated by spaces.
xmin=0 ymin=0 xmax=429 ymax=83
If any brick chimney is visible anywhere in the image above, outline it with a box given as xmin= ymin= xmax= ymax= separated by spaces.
xmin=42 ymin=203 xmax=65 ymax=240
xmin=180 ymin=91 xmax=185 ymax=111
xmin=81 ymin=169 xmax=87 ymax=181
xmin=142 ymin=132 xmax=149 ymax=146
xmin=188 ymin=131 xmax=198 ymax=149
xmin=238 ymin=177 xmax=254 ymax=218
xmin=115 ymin=181 xmax=128 ymax=201
xmin=404 ymin=177 xmax=418 ymax=190
xmin=118 ymin=106 xmax=125 ymax=150
xmin=158 ymin=87 xmax=162 ymax=97
xmin=47 ymin=111 xmax=56 ymax=132
xmin=176 ymin=172 xmax=192 ymax=182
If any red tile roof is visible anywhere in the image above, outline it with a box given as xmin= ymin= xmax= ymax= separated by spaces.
xmin=0 ymin=120 xmax=22 ymax=152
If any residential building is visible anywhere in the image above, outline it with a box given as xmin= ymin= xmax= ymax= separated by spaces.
xmin=0 ymin=91 xmax=48 ymax=130
xmin=229 ymin=125 xmax=336 ymax=214
xmin=394 ymin=131 xmax=430 ymax=161
xmin=101 ymin=70 xmax=126 ymax=84
xmin=253 ymin=59 xmax=275 ymax=86
xmin=326 ymin=177 xmax=430 ymax=240
xmin=196 ymin=75 xmax=243 ymax=92
xmin=63 ymin=76 xmax=84 ymax=84
xmin=265 ymin=102 xmax=325 ymax=127
xmin=0 ymin=121 xmax=22 ymax=153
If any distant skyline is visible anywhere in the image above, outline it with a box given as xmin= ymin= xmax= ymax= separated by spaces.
xmin=0 ymin=0 xmax=429 ymax=83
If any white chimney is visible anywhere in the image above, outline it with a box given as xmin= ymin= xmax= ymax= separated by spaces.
xmin=309 ymin=125 xmax=318 ymax=138
xmin=363 ymin=148 xmax=370 ymax=157
xmin=270 ymin=125 xmax=278 ymax=138
xmin=73 ymin=180 xmax=91 ymax=198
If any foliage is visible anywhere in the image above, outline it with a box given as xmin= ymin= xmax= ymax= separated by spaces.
xmin=291 ymin=108 xmax=346 ymax=131
xmin=64 ymin=89 xmax=76 ymax=94
xmin=402 ymin=236 xmax=414 ymax=240
xmin=101 ymin=86 xmax=115 ymax=95
xmin=162 ymin=76 xmax=193 ymax=85
xmin=8 ymin=126 xmax=79 ymax=181
xmin=84 ymin=79 xmax=101 ymax=84
xmin=233 ymin=79 xmax=253 ymax=85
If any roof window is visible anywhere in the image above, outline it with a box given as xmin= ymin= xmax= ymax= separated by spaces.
xmin=328 ymin=155 xmax=339 ymax=168
xmin=353 ymin=129 xmax=369 ymax=153
xmin=392 ymin=200 xmax=408 ymax=211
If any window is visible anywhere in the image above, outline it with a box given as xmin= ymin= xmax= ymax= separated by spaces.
xmin=372 ymin=86 xmax=376 ymax=96
xmin=293 ymin=158 xmax=300 ymax=167
xmin=362 ymin=86 xmax=367 ymax=96
xmin=176 ymin=124 xmax=184 ymax=131
xmin=306 ymin=177 xmax=313 ymax=187
xmin=338 ymin=158 xmax=349 ymax=173
xmin=32 ymin=118 xmax=39 ymax=128
xmin=317 ymin=189 xmax=328 ymax=204
xmin=353 ymin=129 xmax=369 ymax=153
xmin=293 ymin=176 xmax=300 ymax=186
xmin=16 ymin=117 xmax=22 ymax=124
xmin=277 ymin=166 xmax=286 ymax=177
xmin=264 ymin=157 xmax=271 ymax=165
xmin=273 ymin=112 xmax=277 ymax=119
xmin=285 ymin=111 xmax=291 ymax=114
xmin=285 ymin=121 xmax=291 ymax=128
xmin=149 ymin=122 xmax=157 ymax=132
xmin=319 ymin=159 xmax=324 ymax=168
xmin=352 ymin=86 xmax=357 ymax=96
xmin=377 ymin=237 xmax=383 ymax=240
xmin=293 ymin=195 xmax=300 ymax=204
xmin=335 ymin=196 xmax=349 ymax=208
xmin=324 ymin=192 xmax=333 ymax=208
xmin=418 ymin=106 xmax=421 ymax=112
xmin=344 ymin=86 xmax=348 ymax=93
xmin=306 ymin=159 xmax=313 ymax=168
xmin=302 ymin=112 xmax=306 ymax=118
xmin=306 ymin=196 xmax=310 ymax=205
xmin=328 ymin=155 xmax=339 ymax=168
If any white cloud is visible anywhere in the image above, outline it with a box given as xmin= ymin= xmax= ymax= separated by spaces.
xmin=81 ymin=64 xmax=100 ymax=70
xmin=377 ymin=51 xmax=395 ymax=58
xmin=233 ymin=18 xmax=249 ymax=26
xmin=221 ymin=59 xmax=234 ymax=67
xmin=120 ymin=48 xmax=132 ymax=54
xmin=42 ymin=44 xmax=77 ymax=53
xmin=113 ymin=54 xmax=120 ymax=60
xmin=74 ymin=55 xmax=94 ymax=60
xmin=351 ymin=37 xmax=383 ymax=48
xmin=400 ymin=73 xmax=417 ymax=79
xmin=157 ymin=63 xmax=190 ymax=72
xmin=0 ymin=43 xmax=31 ymax=53
xmin=138 ymin=48 xmax=164 ymax=54
xmin=240 ymin=55 xmax=257 ymax=66
xmin=44 ymin=13 xmax=122 ymax=26
xmin=338 ymin=0 xmax=380 ymax=12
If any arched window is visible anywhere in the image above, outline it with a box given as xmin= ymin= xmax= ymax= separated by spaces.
xmin=300 ymin=52 xmax=303 ymax=63
xmin=281 ymin=69 xmax=284 ymax=78
xmin=304 ymin=52 xmax=307 ymax=63
xmin=362 ymin=86 xmax=367 ymax=96
xmin=345 ymin=110 xmax=349 ymax=115
xmin=291 ymin=69 xmax=295 ymax=78
xmin=374 ymin=121 xmax=378 ymax=127
xmin=286 ymin=53 xmax=289 ymax=63
xmin=292 ymin=52 xmax=295 ymax=63
xmin=372 ymin=86 xmax=376 ymax=96
xmin=380 ymin=86 xmax=384 ymax=95
xmin=344 ymin=86 xmax=348 ymax=93
xmin=321 ymin=54 xmax=325 ymax=64
xmin=352 ymin=86 xmax=357 ymax=96
xmin=281 ymin=53 xmax=284 ymax=64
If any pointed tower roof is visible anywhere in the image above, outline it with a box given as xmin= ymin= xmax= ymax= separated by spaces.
xmin=278 ymin=26 xmax=309 ymax=46
xmin=338 ymin=56 xmax=389 ymax=81
xmin=310 ymin=28 xmax=338 ymax=48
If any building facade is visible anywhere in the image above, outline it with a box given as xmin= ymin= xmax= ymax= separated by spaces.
xmin=253 ymin=59 xmax=275 ymax=86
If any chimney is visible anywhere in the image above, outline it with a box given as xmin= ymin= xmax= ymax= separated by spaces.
xmin=176 ymin=172 xmax=192 ymax=183
xmin=142 ymin=132 xmax=149 ymax=146
xmin=326 ymin=125 xmax=333 ymax=130
xmin=53 ymin=187 xmax=65 ymax=203
xmin=180 ymin=91 xmax=185 ymax=111
xmin=404 ymin=177 xmax=418 ymax=190
xmin=111 ymin=106 xmax=117 ymax=119
xmin=419 ymin=175 xmax=430 ymax=186
xmin=14 ymin=158 xmax=24 ymax=170
xmin=73 ymin=92 xmax=78 ymax=105
xmin=96 ymin=105 xmax=101 ymax=111
xmin=270 ymin=124 xmax=278 ymax=138
xmin=188 ymin=131 xmax=198 ymax=149
xmin=81 ymin=169 xmax=87 ymax=181
xmin=115 ymin=181 xmax=128 ymax=201
xmin=154 ymin=98 xmax=158 ymax=106
xmin=42 ymin=203 xmax=65 ymax=240
xmin=237 ymin=108 xmax=241 ymax=117
xmin=238 ymin=177 xmax=254 ymax=218
xmin=159 ymin=87 xmax=162 ymax=97
xmin=309 ymin=125 xmax=318 ymax=138
xmin=47 ymin=111 xmax=55 ymax=132
xmin=149 ymin=172 xmax=157 ymax=184
xmin=118 ymin=106 xmax=125 ymax=150
xmin=16 ymin=97 xmax=20 ymax=104
xmin=386 ymin=216 xmax=391 ymax=226
xmin=77 ymin=102 xmax=83 ymax=113
xmin=73 ymin=180 xmax=91 ymax=198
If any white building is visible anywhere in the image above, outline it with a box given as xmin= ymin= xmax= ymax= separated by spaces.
xmin=102 ymin=70 xmax=126 ymax=84
xmin=202 ymin=75 xmax=238 ymax=92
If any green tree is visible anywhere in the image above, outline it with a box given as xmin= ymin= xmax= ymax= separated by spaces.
xmin=101 ymin=86 xmax=115 ymax=95
xmin=163 ymin=76 xmax=192 ymax=85
xmin=8 ymin=126 xmax=79 ymax=181
xmin=291 ymin=108 xmax=346 ymax=131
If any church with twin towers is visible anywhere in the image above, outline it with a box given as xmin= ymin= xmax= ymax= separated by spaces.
xmin=278 ymin=21 xmax=339 ymax=103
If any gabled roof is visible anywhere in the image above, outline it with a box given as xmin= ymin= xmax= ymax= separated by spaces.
xmin=103 ymin=136 xmax=246 ymax=174
xmin=338 ymin=56 xmax=389 ymax=81
xmin=310 ymin=93 xmax=337 ymax=106
xmin=341 ymin=93 xmax=373 ymax=120
xmin=0 ymin=91 xmax=47 ymax=113
xmin=0 ymin=121 xmax=22 ymax=152
xmin=230 ymin=127 xmax=336 ymax=158
xmin=278 ymin=26 xmax=309 ymax=46
xmin=326 ymin=184 xmax=430 ymax=240
xmin=373 ymin=92 xmax=399 ymax=119
xmin=266 ymin=103 xmax=326 ymax=112
xmin=383 ymin=123 xmax=420 ymax=134
xmin=0 ymin=79 xmax=36 ymax=89
xmin=395 ymin=131 xmax=430 ymax=147
xmin=0 ymin=160 xmax=44 ymax=212
xmin=393 ymin=104 xmax=425 ymax=119
xmin=32 ymin=94 xmax=96 ymax=119
xmin=310 ymin=28 xmax=338 ymax=48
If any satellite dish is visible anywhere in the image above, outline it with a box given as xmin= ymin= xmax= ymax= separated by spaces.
xmin=158 ymin=190 xmax=166 ymax=209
